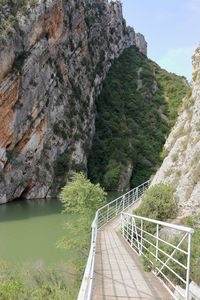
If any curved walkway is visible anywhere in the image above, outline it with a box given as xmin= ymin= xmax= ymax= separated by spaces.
xmin=93 ymin=215 xmax=173 ymax=300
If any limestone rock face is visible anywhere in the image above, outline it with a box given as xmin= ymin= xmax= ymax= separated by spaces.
xmin=136 ymin=33 xmax=147 ymax=56
xmin=152 ymin=46 xmax=200 ymax=216
xmin=0 ymin=0 xmax=147 ymax=202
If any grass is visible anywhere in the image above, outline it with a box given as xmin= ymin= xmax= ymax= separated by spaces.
xmin=183 ymin=214 xmax=200 ymax=285
xmin=0 ymin=261 xmax=80 ymax=300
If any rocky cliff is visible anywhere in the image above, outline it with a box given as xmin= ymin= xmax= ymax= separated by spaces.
xmin=152 ymin=46 xmax=200 ymax=216
xmin=0 ymin=0 xmax=147 ymax=202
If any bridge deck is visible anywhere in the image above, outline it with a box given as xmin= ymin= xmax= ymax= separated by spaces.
xmin=93 ymin=215 xmax=173 ymax=300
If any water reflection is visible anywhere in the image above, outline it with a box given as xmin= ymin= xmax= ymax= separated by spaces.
xmin=0 ymin=198 xmax=62 ymax=223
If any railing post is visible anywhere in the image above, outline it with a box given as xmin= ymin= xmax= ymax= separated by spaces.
xmin=186 ymin=233 xmax=192 ymax=300
xmin=106 ymin=204 xmax=109 ymax=222
xmin=156 ymin=224 xmax=159 ymax=261
xmin=136 ymin=187 xmax=139 ymax=199
xmin=131 ymin=216 xmax=134 ymax=248
xmin=140 ymin=219 xmax=143 ymax=255
xmin=121 ymin=214 xmax=125 ymax=237
xmin=115 ymin=200 xmax=118 ymax=216
xmin=123 ymin=195 xmax=125 ymax=210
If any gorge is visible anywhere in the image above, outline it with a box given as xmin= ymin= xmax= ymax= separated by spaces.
xmin=0 ymin=0 xmax=200 ymax=299
xmin=0 ymin=0 xmax=191 ymax=207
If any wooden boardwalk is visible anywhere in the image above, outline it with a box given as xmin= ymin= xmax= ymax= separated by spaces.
xmin=93 ymin=214 xmax=173 ymax=300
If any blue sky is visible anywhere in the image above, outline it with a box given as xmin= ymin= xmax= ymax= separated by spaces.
xmin=122 ymin=0 xmax=200 ymax=81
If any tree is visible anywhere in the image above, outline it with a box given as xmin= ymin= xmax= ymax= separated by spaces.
xmin=57 ymin=173 xmax=107 ymax=262
xmin=60 ymin=172 xmax=107 ymax=218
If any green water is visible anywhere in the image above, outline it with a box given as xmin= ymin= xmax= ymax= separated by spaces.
xmin=0 ymin=198 xmax=77 ymax=268
xmin=0 ymin=193 xmax=120 ymax=272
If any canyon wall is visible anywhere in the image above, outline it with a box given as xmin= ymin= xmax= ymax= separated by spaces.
xmin=0 ymin=0 xmax=147 ymax=202
xmin=152 ymin=46 xmax=200 ymax=216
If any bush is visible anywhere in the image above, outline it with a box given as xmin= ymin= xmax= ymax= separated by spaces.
xmin=0 ymin=261 xmax=76 ymax=300
xmin=58 ymin=173 xmax=107 ymax=271
xmin=103 ymin=160 xmax=121 ymax=190
xmin=134 ymin=184 xmax=178 ymax=222
xmin=183 ymin=214 xmax=200 ymax=285
xmin=54 ymin=151 xmax=70 ymax=177
xmin=60 ymin=172 xmax=107 ymax=217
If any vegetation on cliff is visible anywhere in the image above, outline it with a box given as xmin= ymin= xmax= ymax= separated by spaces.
xmin=134 ymin=184 xmax=178 ymax=225
xmin=0 ymin=0 xmax=37 ymax=42
xmin=88 ymin=47 xmax=190 ymax=190
xmin=183 ymin=214 xmax=200 ymax=285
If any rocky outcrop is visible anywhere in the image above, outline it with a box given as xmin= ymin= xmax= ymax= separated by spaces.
xmin=0 ymin=0 xmax=147 ymax=202
xmin=152 ymin=46 xmax=200 ymax=216
xmin=136 ymin=33 xmax=147 ymax=56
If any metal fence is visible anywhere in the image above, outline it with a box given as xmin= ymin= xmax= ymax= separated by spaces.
xmin=77 ymin=180 xmax=150 ymax=300
xmin=121 ymin=213 xmax=194 ymax=300
xmin=97 ymin=181 xmax=150 ymax=228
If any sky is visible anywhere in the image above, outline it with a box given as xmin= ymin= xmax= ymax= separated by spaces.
xmin=122 ymin=0 xmax=200 ymax=81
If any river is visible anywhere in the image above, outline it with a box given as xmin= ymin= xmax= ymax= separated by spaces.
xmin=0 ymin=198 xmax=78 ymax=269
xmin=0 ymin=193 xmax=119 ymax=296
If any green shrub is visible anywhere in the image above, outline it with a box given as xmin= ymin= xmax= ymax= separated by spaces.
xmin=54 ymin=151 xmax=70 ymax=177
xmin=0 ymin=261 xmax=76 ymax=300
xmin=160 ymin=147 xmax=169 ymax=160
xmin=196 ymin=120 xmax=200 ymax=132
xmin=6 ymin=148 xmax=19 ymax=164
xmin=134 ymin=184 xmax=178 ymax=222
xmin=183 ymin=214 xmax=200 ymax=285
xmin=58 ymin=173 xmax=107 ymax=265
xmin=183 ymin=97 xmax=195 ymax=110
xmin=60 ymin=172 xmax=106 ymax=216
xmin=103 ymin=160 xmax=121 ymax=190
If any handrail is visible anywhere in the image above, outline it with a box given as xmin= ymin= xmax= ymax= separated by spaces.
xmin=125 ymin=213 xmax=194 ymax=234
xmin=77 ymin=180 xmax=150 ymax=300
xmin=77 ymin=212 xmax=98 ymax=300
xmin=98 ymin=181 xmax=150 ymax=211
xmin=97 ymin=180 xmax=150 ymax=228
xmin=121 ymin=212 xmax=194 ymax=300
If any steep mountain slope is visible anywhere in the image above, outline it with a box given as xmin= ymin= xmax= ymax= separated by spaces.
xmin=88 ymin=47 xmax=190 ymax=191
xmin=152 ymin=46 xmax=200 ymax=216
xmin=0 ymin=0 xmax=147 ymax=203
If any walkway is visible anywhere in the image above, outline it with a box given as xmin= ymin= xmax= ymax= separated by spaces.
xmin=93 ymin=213 xmax=173 ymax=300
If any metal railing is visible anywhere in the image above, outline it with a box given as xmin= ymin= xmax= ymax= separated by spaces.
xmin=77 ymin=180 xmax=150 ymax=300
xmin=121 ymin=213 xmax=194 ymax=300
xmin=97 ymin=181 xmax=150 ymax=228
xmin=77 ymin=212 xmax=98 ymax=300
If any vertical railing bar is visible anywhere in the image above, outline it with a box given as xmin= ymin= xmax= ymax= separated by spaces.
xmin=140 ymin=219 xmax=143 ymax=255
xmin=122 ymin=214 xmax=125 ymax=237
xmin=156 ymin=224 xmax=159 ymax=261
xmin=186 ymin=233 xmax=192 ymax=300
xmin=131 ymin=216 xmax=134 ymax=248
xmin=106 ymin=204 xmax=109 ymax=222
